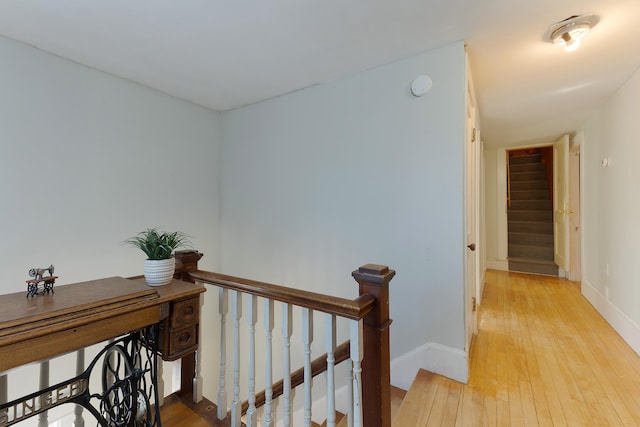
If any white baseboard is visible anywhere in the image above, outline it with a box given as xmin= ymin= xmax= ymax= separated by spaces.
xmin=390 ymin=342 xmax=468 ymax=389
xmin=582 ymin=280 xmax=640 ymax=356
xmin=486 ymin=259 xmax=508 ymax=271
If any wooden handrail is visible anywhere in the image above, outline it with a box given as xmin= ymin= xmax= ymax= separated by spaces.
xmin=240 ymin=340 xmax=351 ymax=414
xmin=187 ymin=269 xmax=376 ymax=321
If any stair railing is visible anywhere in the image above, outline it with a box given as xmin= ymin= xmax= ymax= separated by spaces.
xmin=175 ymin=252 xmax=395 ymax=427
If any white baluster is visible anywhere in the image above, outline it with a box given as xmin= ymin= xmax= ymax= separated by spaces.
xmin=157 ymin=357 xmax=165 ymax=408
xmin=218 ymin=288 xmax=229 ymax=420
xmin=282 ymin=303 xmax=293 ymax=427
xmin=246 ymin=295 xmax=258 ymax=427
xmin=347 ymin=362 xmax=354 ymax=427
xmin=324 ymin=314 xmax=336 ymax=427
xmin=302 ymin=308 xmax=314 ymax=427
xmin=262 ymin=299 xmax=274 ymax=427
xmin=350 ymin=320 xmax=363 ymax=427
xmin=73 ymin=350 xmax=85 ymax=427
xmin=38 ymin=361 xmax=49 ymax=427
xmin=231 ymin=290 xmax=243 ymax=427
xmin=193 ymin=292 xmax=204 ymax=403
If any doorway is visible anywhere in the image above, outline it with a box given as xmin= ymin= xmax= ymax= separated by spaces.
xmin=501 ymin=134 xmax=580 ymax=279
xmin=506 ymin=147 xmax=558 ymax=275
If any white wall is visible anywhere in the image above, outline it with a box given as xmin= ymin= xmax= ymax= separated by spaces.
xmin=220 ymin=42 xmax=468 ymax=382
xmin=580 ymin=66 xmax=640 ymax=354
xmin=0 ymin=35 xmax=222 ymax=418
xmin=0 ymin=36 xmax=221 ymax=288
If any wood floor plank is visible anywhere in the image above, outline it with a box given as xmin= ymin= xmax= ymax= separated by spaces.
xmin=453 ymin=384 xmax=475 ymax=427
xmin=495 ymin=395 xmax=511 ymax=427
xmin=424 ymin=375 xmax=449 ymax=425
xmin=530 ymin=344 xmax=567 ymax=426
xmin=482 ymin=393 xmax=497 ymax=426
xmin=442 ymin=380 xmax=463 ymax=426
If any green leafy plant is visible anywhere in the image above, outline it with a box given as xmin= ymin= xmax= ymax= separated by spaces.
xmin=124 ymin=228 xmax=192 ymax=260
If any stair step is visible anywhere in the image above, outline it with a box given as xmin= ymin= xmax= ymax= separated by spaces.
xmin=508 ymin=210 xmax=552 ymax=222
xmin=392 ymin=369 xmax=462 ymax=426
xmin=510 ymin=171 xmax=547 ymax=181
xmin=509 ymin=258 xmax=559 ymax=276
xmin=510 ymin=162 xmax=545 ymax=173
xmin=509 ymin=154 xmax=541 ymax=165
xmin=511 ymin=180 xmax=548 ymax=191
xmin=509 ymin=243 xmax=554 ymax=260
xmin=509 ymin=221 xmax=553 ymax=234
xmin=509 ymin=232 xmax=554 ymax=245
xmin=391 ymin=385 xmax=407 ymax=420
xmin=510 ymin=190 xmax=550 ymax=200
xmin=509 ymin=200 xmax=552 ymax=210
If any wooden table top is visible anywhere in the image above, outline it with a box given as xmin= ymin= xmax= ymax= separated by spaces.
xmin=0 ymin=277 xmax=156 ymax=331
xmin=0 ymin=277 xmax=204 ymax=372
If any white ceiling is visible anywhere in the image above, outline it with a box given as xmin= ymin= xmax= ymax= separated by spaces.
xmin=1 ymin=0 xmax=639 ymax=147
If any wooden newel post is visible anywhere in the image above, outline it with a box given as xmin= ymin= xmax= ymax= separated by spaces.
xmin=173 ymin=250 xmax=204 ymax=398
xmin=174 ymin=250 xmax=204 ymax=282
xmin=352 ymin=264 xmax=396 ymax=427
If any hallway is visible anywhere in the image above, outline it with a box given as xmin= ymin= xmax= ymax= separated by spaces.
xmin=463 ymin=270 xmax=640 ymax=425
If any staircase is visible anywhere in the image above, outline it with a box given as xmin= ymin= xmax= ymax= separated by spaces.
xmin=507 ymin=154 xmax=559 ymax=276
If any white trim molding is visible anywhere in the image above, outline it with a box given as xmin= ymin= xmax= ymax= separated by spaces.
xmin=390 ymin=342 xmax=468 ymax=390
xmin=486 ymin=260 xmax=508 ymax=271
xmin=582 ymin=280 xmax=640 ymax=356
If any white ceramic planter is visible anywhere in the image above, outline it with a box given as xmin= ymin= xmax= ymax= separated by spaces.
xmin=143 ymin=258 xmax=175 ymax=286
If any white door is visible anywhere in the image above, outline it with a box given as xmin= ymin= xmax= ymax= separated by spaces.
xmin=465 ymin=98 xmax=479 ymax=348
xmin=553 ymin=134 xmax=570 ymax=273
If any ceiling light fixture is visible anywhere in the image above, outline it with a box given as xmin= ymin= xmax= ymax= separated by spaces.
xmin=549 ymin=14 xmax=596 ymax=51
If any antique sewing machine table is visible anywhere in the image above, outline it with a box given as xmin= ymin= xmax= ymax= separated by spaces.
xmin=0 ymin=276 xmax=205 ymax=426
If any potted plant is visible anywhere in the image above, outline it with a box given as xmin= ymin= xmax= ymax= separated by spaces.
xmin=124 ymin=228 xmax=192 ymax=286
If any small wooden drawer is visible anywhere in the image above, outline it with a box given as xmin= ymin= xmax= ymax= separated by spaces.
xmin=168 ymin=324 xmax=197 ymax=356
xmin=171 ymin=298 xmax=199 ymax=328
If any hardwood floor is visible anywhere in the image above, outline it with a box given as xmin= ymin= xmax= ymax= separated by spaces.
xmin=159 ymin=394 xmax=221 ymax=427
xmin=395 ymin=269 xmax=640 ymax=426
xmin=163 ymin=270 xmax=640 ymax=426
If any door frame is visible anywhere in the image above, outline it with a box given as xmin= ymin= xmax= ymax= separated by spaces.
xmin=495 ymin=137 xmax=582 ymax=280
xmin=553 ymin=134 xmax=570 ymax=273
